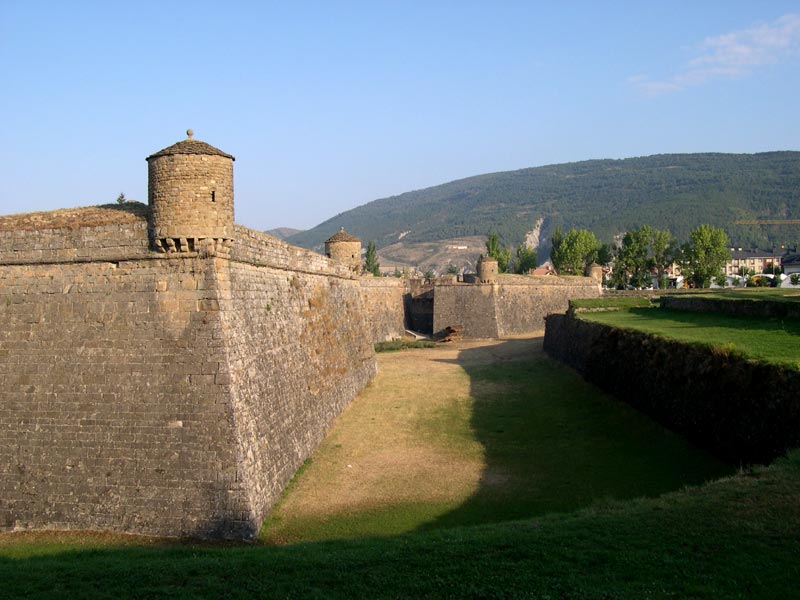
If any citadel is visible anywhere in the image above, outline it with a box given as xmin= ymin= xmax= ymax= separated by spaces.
xmin=0 ymin=132 xmax=599 ymax=539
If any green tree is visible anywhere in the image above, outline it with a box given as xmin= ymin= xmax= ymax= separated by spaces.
xmin=616 ymin=227 xmax=652 ymax=288
xmin=550 ymin=227 xmax=599 ymax=275
xmin=791 ymin=273 xmax=800 ymax=286
xmin=738 ymin=266 xmax=755 ymax=278
xmin=446 ymin=264 xmax=459 ymax=275
xmin=681 ymin=225 xmax=731 ymax=288
xmin=363 ymin=241 xmax=381 ymax=276
xmin=649 ymin=227 xmax=676 ymax=289
xmin=614 ymin=226 xmax=675 ymax=289
xmin=597 ymin=243 xmax=616 ymax=266
xmin=485 ymin=233 xmax=511 ymax=273
xmin=514 ymin=245 xmax=538 ymax=274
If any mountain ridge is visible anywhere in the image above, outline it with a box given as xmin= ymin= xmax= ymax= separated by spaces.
xmin=287 ymin=151 xmax=800 ymax=265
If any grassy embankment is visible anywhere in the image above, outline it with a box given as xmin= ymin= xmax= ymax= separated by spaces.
xmin=693 ymin=288 xmax=800 ymax=302
xmin=2 ymin=451 xmax=799 ymax=598
xmin=580 ymin=306 xmax=800 ymax=367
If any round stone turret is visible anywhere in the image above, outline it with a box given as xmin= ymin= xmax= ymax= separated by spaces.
xmin=477 ymin=255 xmax=498 ymax=283
xmin=585 ymin=262 xmax=604 ymax=282
xmin=146 ymin=130 xmax=235 ymax=254
xmin=325 ymin=227 xmax=362 ymax=272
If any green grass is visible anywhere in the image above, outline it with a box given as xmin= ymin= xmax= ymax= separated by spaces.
xmin=420 ymin=356 xmax=731 ymax=530
xmin=374 ymin=339 xmax=437 ymax=352
xmin=581 ymin=308 xmax=800 ymax=367
xmin=682 ymin=288 xmax=800 ymax=302
xmin=2 ymin=451 xmax=799 ymax=598
xmin=261 ymin=342 xmax=731 ymax=543
xmin=571 ymin=296 xmax=652 ymax=310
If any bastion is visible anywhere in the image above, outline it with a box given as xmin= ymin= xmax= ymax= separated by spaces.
xmin=0 ymin=132 xmax=387 ymax=539
xmin=0 ymin=131 xmax=601 ymax=539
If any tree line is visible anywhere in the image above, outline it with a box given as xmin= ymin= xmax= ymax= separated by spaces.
xmin=484 ymin=233 xmax=538 ymax=275
xmin=548 ymin=224 xmax=732 ymax=288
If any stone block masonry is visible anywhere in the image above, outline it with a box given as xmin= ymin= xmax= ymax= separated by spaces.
xmin=0 ymin=214 xmax=376 ymax=538
xmin=358 ymin=277 xmax=407 ymax=342
xmin=433 ymin=275 xmax=601 ymax=338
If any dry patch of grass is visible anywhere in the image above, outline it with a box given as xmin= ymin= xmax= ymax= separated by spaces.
xmin=263 ymin=341 xmax=505 ymax=537
xmin=0 ymin=202 xmax=147 ymax=232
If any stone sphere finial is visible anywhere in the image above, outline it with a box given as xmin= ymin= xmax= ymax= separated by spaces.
xmin=186 ymin=128 xmax=194 ymax=139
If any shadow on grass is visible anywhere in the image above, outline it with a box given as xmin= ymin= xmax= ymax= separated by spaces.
xmin=417 ymin=337 xmax=734 ymax=532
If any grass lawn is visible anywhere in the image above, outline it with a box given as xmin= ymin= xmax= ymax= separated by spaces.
xmin=261 ymin=337 xmax=730 ymax=544
xmin=2 ymin=451 xmax=798 ymax=599
xmin=571 ymin=296 xmax=653 ymax=310
xmin=686 ymin=288 xmax=800 ymax=302
xmin=581 ymin=308 xmax=800 ymax=367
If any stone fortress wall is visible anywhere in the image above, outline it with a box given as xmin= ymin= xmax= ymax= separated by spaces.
xmin=358 ymin=276 xmax=408 ymax=342
xmin=0 ymin=207 xmax=379 ymax=538
xmin=433 ymin=275 xmax=602 ymax=338
xmin=0 ymin=132 xmax=600 ymax=540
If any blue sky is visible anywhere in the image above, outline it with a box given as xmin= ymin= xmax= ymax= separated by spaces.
xmin=2 ymin=1 xmax=799 ymax=231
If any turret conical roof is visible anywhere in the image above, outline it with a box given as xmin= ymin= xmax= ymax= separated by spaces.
xmin=146 ymin=129 xmax=235 ymax=161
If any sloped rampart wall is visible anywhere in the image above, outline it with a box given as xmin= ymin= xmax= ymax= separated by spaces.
xmin=1 ymin=222 xmax=377 ymax=538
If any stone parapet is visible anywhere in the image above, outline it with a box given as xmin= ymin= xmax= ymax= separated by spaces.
xmin=231 ymin=225 xmax=356 ymax=278
xmin=0 ymin=222 xmax=151 ymax=265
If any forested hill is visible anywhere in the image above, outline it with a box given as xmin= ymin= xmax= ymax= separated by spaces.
xmin=287 ymin=152 xmax=800 ymax=255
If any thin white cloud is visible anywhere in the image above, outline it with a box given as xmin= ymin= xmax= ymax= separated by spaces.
xmin=632 ymin=13 xmax=800 ymax=96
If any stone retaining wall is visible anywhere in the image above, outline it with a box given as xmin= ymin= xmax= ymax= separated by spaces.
xmin=543 ymin=313 xmax=800 ymax=464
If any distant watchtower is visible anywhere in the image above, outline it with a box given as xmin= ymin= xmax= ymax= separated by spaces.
xmin=325 ymin=228 xmax=362 ymax=272
xmin=146 ymin=129 xmax=235 ymax=254
xmin=585 ymin=262 xmax=603 ymax=283
xmin=477 ymin=255 xmax=498 ymax=284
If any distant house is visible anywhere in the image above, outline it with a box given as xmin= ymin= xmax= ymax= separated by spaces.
xmin=724 ymin=248 xmax=782 ymax=276
xmin=782 ymin=253 xmax=800 ymax=276
xmin=530 ymin=266 xmax=557 ymax=276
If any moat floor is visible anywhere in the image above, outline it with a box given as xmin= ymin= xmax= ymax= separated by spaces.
xmin=261 ymin=334 xmax=731 ymax=544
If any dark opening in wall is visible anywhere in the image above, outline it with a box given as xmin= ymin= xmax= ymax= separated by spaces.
xmin=211 ymin=191 xmax=216 ymax=202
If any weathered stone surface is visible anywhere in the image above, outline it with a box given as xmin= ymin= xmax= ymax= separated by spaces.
xmin=543 ymin=312 xmax=800 ymax=464
xmin=433 ymin=275 xmax=601 ymax=338
xmin=358 ymin=277 xmax=407 ymax=342
xmin=148 ymin=152 xmax=234 ymax=244
xmin=0 ymin=221 xmax=376 ymax=539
